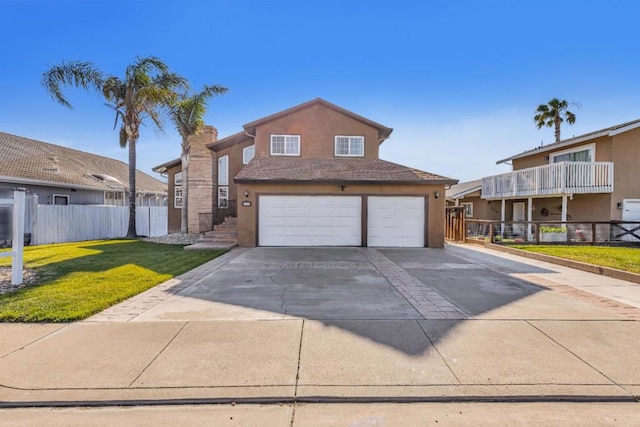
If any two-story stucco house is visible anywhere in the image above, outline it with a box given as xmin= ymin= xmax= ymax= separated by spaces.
xmin=153 ymin=98 xmax=457 ymax=247
xmin=480 ymin=118 xmax=640 ymax=237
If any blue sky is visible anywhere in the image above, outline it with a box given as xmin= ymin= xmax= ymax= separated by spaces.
xmin=1 ymin=0 xmax=639 ymax=182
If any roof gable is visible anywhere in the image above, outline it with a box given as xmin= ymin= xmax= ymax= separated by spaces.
xmin=243 ymin=98 xmax=393 ymax=142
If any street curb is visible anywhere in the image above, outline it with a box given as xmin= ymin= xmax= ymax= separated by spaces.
xmin=485 ymin=243 xmax=640 ymax=285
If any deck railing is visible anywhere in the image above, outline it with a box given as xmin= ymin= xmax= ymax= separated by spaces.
xmin=482 ymin=162 xmax=614 ymax=199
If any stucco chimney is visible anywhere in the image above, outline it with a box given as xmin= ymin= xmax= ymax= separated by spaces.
xmin=187 ymin=125 xmax=217 ymax=233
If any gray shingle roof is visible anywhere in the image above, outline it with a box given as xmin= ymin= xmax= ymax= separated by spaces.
xmin=446 ymin=179 xmax=482 ymax=199
xmin=235 ymin=157 xmax=457 ymax=185
xmin=497 ymin=118 xmax=640 ymax=164
xmin=0 ymin=132 xmax=167 ymax=194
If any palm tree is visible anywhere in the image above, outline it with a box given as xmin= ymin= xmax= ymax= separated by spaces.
xmin=534 ymin=98 xmax=580 ymax=144
xmin=167 ymin=84 xmax=228 ymax=233
xmin=42 ymin=56 xmax=188 ymax=237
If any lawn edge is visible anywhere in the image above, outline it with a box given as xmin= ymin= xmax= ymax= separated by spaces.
xmin=484 ymin=243 xmax=640 ymax=285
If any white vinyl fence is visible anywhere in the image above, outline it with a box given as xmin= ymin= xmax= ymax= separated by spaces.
xmin=31 ymin=205 xmax=168 ymax=246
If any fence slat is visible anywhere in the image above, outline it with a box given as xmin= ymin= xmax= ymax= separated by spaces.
xmin=32 ymin=205 xmax=168 ymax=245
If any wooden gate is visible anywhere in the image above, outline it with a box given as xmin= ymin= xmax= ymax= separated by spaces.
xmin=445 ymin=206 xmax=466 ymax=242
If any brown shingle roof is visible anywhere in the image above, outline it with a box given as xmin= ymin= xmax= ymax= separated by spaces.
xmin=235 ymin=157 xmax=457 ymax=185
xmin=0 ymin=132 xmax=167 ymax=194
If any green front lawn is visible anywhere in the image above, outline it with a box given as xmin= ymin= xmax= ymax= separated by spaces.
xmin=511 ymin=245 xmax=640 ymax=274
xmin=0 ymin=240 xmax=225 ymax=322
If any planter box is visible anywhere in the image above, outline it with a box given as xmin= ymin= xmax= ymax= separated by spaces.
xmin=540 ymin=232 xmax=567 ymax=243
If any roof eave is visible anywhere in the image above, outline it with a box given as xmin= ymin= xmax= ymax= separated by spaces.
xmin=495 ymin=130 xmax=610 ymax=165
xmin=152 ymin=158 xmax=181 ymax=173
xmin=234 ymin=177 xmax=457 ymax=186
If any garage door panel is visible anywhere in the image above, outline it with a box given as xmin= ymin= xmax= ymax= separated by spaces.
xmin=259 ymin=196 xmax=361 ymax=246
xmin=367 ymin=196 xmax=425 ymax=247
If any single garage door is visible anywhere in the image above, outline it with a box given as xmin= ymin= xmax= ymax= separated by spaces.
xmin=368 ymin=196 xmax=425 ymax=247
xmin=259 ymin=196 xmax=361 ymax=246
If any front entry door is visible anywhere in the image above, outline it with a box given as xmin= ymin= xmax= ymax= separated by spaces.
xmin=512 ymin=202 xmax=525 ymax=236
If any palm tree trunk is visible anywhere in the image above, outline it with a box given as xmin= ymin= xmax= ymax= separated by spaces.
xmin=554 ymin=116 xmax=561 ymax=143
xmin=127 ymin=137 xmax=137 ymax=238
xmin=180 ymin=146 xmax=189 ymax=234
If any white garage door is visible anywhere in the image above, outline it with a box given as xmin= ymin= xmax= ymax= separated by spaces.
xmin=368 ymin=196 xmax=425 ymax=247
xmin=259 ymin=196 xmax=361 ymax=246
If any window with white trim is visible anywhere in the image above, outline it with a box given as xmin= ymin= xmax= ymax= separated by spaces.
xmin=335 ymin=136 xmax=364 ymax=157
xmin=174 ymin=171 xmax=183 ymax=186
xmin=243 ymin=145 xmax=255 ymax=164
xmin=218 ymin=186 xmax=229 ymax=209
xmin=550 ymin=143 xmax=594 ymax=163
xmin=461 ymin=202 xmax=473 ymax=218
xmin=174 ymin=188 xmax=183 ymax=208
xmin=270 ymin=135 xmax=300 ymax=156
xmin=218 ymin=155 xmax=229 ymax=185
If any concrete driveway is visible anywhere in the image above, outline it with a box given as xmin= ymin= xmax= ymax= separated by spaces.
xmin=1 ymin=245 xmax=639 ymax=408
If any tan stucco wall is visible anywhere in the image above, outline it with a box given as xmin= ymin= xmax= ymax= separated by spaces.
xmin=213 ymin=138 xmax=256 ymax=224
xmin=167 ymin=164 xmax=182 ymax=233
xmin=610 ymin=127 xmax=640 ymax=220
xmin=254 ymin=103 xmax=381 ymax=160
xmin=235 ymin=183 xmax=446 ymax=248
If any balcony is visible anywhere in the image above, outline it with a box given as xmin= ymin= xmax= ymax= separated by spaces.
xmin=482 ymin=162 xmax=614 ymax=199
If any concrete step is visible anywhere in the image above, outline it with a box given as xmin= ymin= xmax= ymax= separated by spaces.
xmin=202 ymin=231 xmax=237 ymax=237
xmin=184 ymin=242 xmax=237 ymax=250
xmin=213 ymin=224 xmax=237 ymax=231
xmin=198 ymin=238 xmax=238 ymax=244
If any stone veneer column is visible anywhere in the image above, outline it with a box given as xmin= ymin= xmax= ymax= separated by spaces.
xmin=187 ymin=126 xmax=217 ymax=233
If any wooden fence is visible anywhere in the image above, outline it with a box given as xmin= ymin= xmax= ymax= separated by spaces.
xmin=445 ymin=206 xmax=466 ymax=242
xmin=30 ymin=204 xmax=167 ymax=246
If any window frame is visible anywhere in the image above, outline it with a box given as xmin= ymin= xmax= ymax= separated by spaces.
xmin=53 ymin=194 xmax=69 ymax=205
xmin=243 ymin=145 xmax=255 ymax=164
xmin=461 ymin=202 xmax=473 ymax=218
xmin=334 ymin=135 xmax=365 ymax=157
xmin=174 ymin=171 xmax=183 ymax=186
xmin=549 ymin=143 xmax=595 ymax=164
xmin=174 ymin=187 xmax=183 ymax=209
xmin=218 ymin=186 xmax=229 ymax=209
xmin=218 ymin=155 xmax=229 ymax=185
xmin=270 ymin=134 xmax=301 ymax=156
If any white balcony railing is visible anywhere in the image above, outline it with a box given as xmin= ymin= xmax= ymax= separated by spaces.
xmin=482 ymin=162 xmax=614 ymax=199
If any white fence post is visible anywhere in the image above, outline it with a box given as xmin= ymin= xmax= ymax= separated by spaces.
xmin=11 ymin=191 xmax=25 ymax=285
xmin=0 ymin=191 xmax=26 ymax=285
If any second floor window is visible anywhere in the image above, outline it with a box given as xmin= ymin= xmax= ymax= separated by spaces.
xmin=271 ymin=135 xmax=300 ymax=156
xmin=335 ymin=136 xmax=364 ymax=157
xmin=218 ymin=155 xmax=229 ymax=185
xmin=243 ymin=145 xmax=255 ymax=164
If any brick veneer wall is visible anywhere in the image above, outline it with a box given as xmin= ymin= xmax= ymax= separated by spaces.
xmin=187 ymin=126 xmax=217 ymax=233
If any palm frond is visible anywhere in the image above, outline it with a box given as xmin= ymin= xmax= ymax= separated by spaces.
xmin=41 ymin=61 xmax=105 ymax=108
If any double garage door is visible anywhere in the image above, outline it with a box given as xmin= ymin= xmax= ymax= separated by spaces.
xmin=259 ymin=195 xmax=425 ymax=247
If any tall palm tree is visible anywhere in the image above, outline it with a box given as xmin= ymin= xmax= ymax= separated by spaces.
xmin=167 ymin=84 xmax=228 ymax=233
xmin=42 ymin=56 xmax=188 ymax=237
xmin=534 ymin=98 xmax=580 ymax=144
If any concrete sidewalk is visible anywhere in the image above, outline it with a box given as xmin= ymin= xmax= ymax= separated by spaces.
xmin=0 ymin=245 xmax=639 ymax=406
xmin=1 ymin=317 xmax=638 ymax=405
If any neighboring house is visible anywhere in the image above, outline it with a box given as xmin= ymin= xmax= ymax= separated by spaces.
xmin=153 ymin=98 xmax=457 ymax=247
xmin=446 ymin=179 xmax=500 ymax=220
xmin=480 ymin=118 xmax=640 ymax=237
xmin=0 ymin=131 xmax=167 ymax=206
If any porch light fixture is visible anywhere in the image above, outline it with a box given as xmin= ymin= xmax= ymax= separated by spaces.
xmin=340 ymin=185 xmax=346 ymax=191
xmin=617 ymin=202 xmax=623 ymax=209
xmin=244 ymin=190 xmax=249 ymax=198
xmin=434 ymin=191 xmax=440 ymax=199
